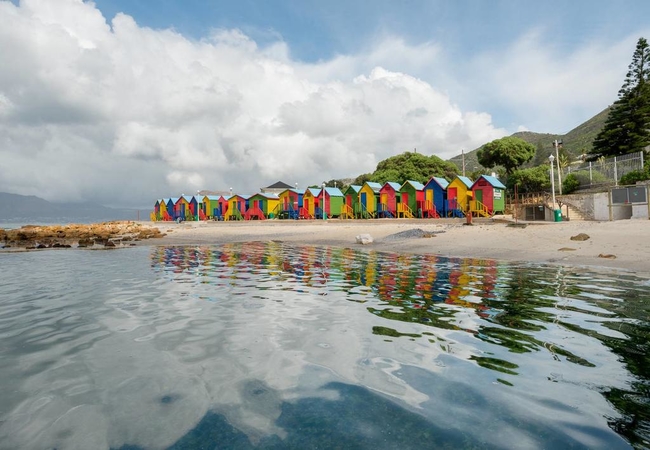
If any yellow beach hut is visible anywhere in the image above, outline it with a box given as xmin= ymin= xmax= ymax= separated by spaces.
xmin=358 ymin=182 xmax=382 ymax=218
xmin=446 ymin=176 xmax=473 ymax=217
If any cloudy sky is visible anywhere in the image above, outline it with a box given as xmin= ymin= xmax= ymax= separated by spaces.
xmin=1 ymin=0 xmax=649 ymax=208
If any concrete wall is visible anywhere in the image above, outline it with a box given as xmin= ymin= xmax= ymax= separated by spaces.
xmin=561 ymin=191 xmax=647 ymax=221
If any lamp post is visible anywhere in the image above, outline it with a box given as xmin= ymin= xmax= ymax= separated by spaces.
xmin=196 ymin=190 xmax=200 ymax=221
xmin=549 ymin=154 xmax=556 ymax=210
xmin=322 ymin=182 xmax=326 ymax=220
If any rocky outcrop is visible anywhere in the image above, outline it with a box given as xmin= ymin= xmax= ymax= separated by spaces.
xmin=0 ymin=222 xmax=165 ymax=249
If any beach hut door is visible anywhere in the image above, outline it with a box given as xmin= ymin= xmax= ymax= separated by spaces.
xmin=475 ymin=190 xmax=483 ymax=203
xmin=360 ymin=193 xmax=367 ymax=208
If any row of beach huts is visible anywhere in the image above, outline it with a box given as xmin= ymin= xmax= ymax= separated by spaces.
xmin=151 ymin=175 xmax=506 ymax=222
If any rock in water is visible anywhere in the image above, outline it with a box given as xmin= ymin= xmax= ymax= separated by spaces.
xmin=356 ymin=234 xmax=373 ymax=245
xmin=570 ymin=233 xmax=590 ymax=241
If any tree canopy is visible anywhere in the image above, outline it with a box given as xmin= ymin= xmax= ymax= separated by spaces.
xmin=353 ymin=151 xmax=458 ymax=185
xmin=592 ymin=37 xmax=650 ymax=157
xmin=477 ymin=136 xmax=536 ymax=175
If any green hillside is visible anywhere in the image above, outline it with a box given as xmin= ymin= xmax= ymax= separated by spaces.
xmin=448 ymin=107 xmax=610 ymax=171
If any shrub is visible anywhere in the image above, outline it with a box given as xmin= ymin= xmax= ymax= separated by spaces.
xmin=562 ymin=174 xmax=580 ymax=194
xmin=620 ymin=169 xmax=650 ymax=185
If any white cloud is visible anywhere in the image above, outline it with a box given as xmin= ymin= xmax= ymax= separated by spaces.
xmin=2 ymin=0 xmax=641 ymax=208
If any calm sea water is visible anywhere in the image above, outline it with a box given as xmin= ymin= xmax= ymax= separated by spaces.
xmin=0 ymin=242 xmax=648 ymax=449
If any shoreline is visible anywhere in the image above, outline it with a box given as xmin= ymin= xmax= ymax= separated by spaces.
xmin=143 ymin=217 xmax=650 ymax=278
xmin=2 ymin=218 xmax=648 ymax=278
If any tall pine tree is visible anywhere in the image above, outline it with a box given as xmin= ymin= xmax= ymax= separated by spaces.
xmin=592 ymin=37 xmax=650 ymax=157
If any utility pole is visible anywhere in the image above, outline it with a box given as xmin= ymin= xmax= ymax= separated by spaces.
xmin=553 ymin=140 xmax=563 ymax=195
xmin=461 ymin=149 xmax=465 ymax=177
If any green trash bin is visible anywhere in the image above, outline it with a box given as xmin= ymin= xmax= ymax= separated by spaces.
xmin=554 ymin=209 xmax=562 ymax=222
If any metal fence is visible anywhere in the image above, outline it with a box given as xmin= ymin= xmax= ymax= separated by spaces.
xmin=565 ymin=151 xmax=644 ymax=189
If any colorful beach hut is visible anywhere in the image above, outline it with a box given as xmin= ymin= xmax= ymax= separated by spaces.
xmin=447 ymin=176 xmax=473 ymax=217
xmin=343 ymin=185 xmax=361 ymax=219
xmin=201 ymin=195 xmax=221 ymax=220
xmin=322 ymin=187 xmax=344 ymax=218
xmin=215 ymin=195 xmax=229 ymax=220
xmin=188 ymin=195 xmax=206 ymax=220
xmin=226 ymin=194 xmax=247 ymax=221
xmin=277 ymin=189 xmax=304 ymax=219
xmin=399 ymin=180 xmax=425 ymax=218
xmin=358 ymin=182 xmax=382 ymax=218
xmin=302 ymin=187 xmax=321 ymax=219
xmin=423 ymin=177 xmax=449 ymax=218
xmin=174 ymin=196 xmax=191 ymax=221
xmin=379 ymin=182 xmax=401 ymax=218
xmin=247 ymin=193 xmax=280 ymax=219
xmin=471 ymin=175 xmax=506 ymax=216
xmin=165 ymin=198 xmax=177 ymax=220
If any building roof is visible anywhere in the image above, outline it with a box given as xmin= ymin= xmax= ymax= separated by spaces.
xmin=475 ymin=175 xmax=506 ymax=190
xmin=264 ymin=181 xmax=294 ymax=190
xmin=426 ymin=177 xmax=449 ymax=189
xmin=345 ymin=185 xmax=362 ymax=193
xmin=382 ymin=182 xmax=401 ymax=191
xmin=401 ymin=180 xmax=425 ymax=190
xmin=364 ymin=181 xmax=383 ymax=192
xmin=324 ymin=187 xmax=344 ymax=197
xmin=453 ymin=176 xmax=474 ymax=189
xmin=249 ymin=192 xmax=280 ymax=200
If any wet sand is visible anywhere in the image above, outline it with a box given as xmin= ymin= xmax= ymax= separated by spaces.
xmin=145 ymin=217 xmax=650 ymax=277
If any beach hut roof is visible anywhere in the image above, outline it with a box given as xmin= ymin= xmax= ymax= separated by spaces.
xmin=364 ymin=181 xmax=382 ymax=192
xmin=346 ymin=185 xmax=362 ymax=193
xmin=204 ymin=195 xmax=221 ymax=201
xmin=169 ymin=197 xmax=179 ymax=204
xmin=401 ymin=180 xmax=425 ymax=190
xmin=305 ymin=187 xmax=322 ymax=196
xmin=427 ymin=177 xmax=449 ymax=189
xmin=248 ymin=192 xmax=279 ymax=200
xmin=383 ymin=182 xmax=401 ymax=191
xmin=475 ymin=175 xmax=506 ymax=190
xmin=324 ymin=187 xmax=344 ymax=197
xmin=454 ymin=176 xmax=474 ymax=189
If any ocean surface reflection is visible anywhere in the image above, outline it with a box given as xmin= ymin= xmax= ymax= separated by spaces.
xmin=0 ymin=242 xmax=648 ymax=449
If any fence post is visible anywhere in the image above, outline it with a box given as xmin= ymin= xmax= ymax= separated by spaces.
xmin=589 ymin=162 xmax=592 ymax=185
xmin=614 ymin=156 xmax=618 ymax=186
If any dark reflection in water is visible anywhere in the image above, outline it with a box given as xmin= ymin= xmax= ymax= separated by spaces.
xmin=150 ymin=242 xmax=650 ymax=449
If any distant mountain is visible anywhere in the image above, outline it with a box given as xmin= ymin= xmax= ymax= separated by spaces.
xmin=0 ymin=192 xmax=142 ymax=224
xmin=449 ymin=107 xmax=611 ymax=171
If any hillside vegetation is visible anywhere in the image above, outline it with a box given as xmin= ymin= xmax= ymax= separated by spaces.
xmin=448 ymin=107 xmax=610 ymax=172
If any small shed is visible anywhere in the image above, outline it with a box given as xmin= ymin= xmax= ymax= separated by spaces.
xmin=379 ymin=182 xmax=401 ymax=218
xmin=278 ymin=189 xmax=304 ymax=219
xmin=323 ymin=187 xmax=345 ymax=218
xmin=173 ymin=196 xmax=191 ymax=221
xmin=246 ymin=193 xmax=279 ymax=219
xmin=400 ymin=180 xmax=425 ymax=217
xmin=359 ymin=182 xmax=382 ymax=218
xmin=227 ymin=194 xmax=247 ymax=220
xmin=216 ymin=195 xmax=229 ymax=219
xmin=302 ymin=187 xmax=322 ymax=219
xmin=343 ymin=185 xmax=361 ymax=219
xmin=447 ymin=176 xmax=473 ymax=217
xmin=424 ymin=177 xmax=449 ymax=218
xmin=201 ymin=195 xmax=220 ymax=219
xmin=166 ymin=198 xmax=178 ymax=220
xmin=471 ymin=175 xmax=506 ymax=215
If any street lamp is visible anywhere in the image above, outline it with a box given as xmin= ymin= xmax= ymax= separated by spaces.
xmin=322 ymin=182 xmax=326 ymax=221
xmin=549 ymin=154 xmax=556 ymax=209
xmin=196 ymin=190 xmax=200 ymax=221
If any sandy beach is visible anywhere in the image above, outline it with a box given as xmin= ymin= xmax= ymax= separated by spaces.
xmin=145 ymin=217 xmax=650 ymax=277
